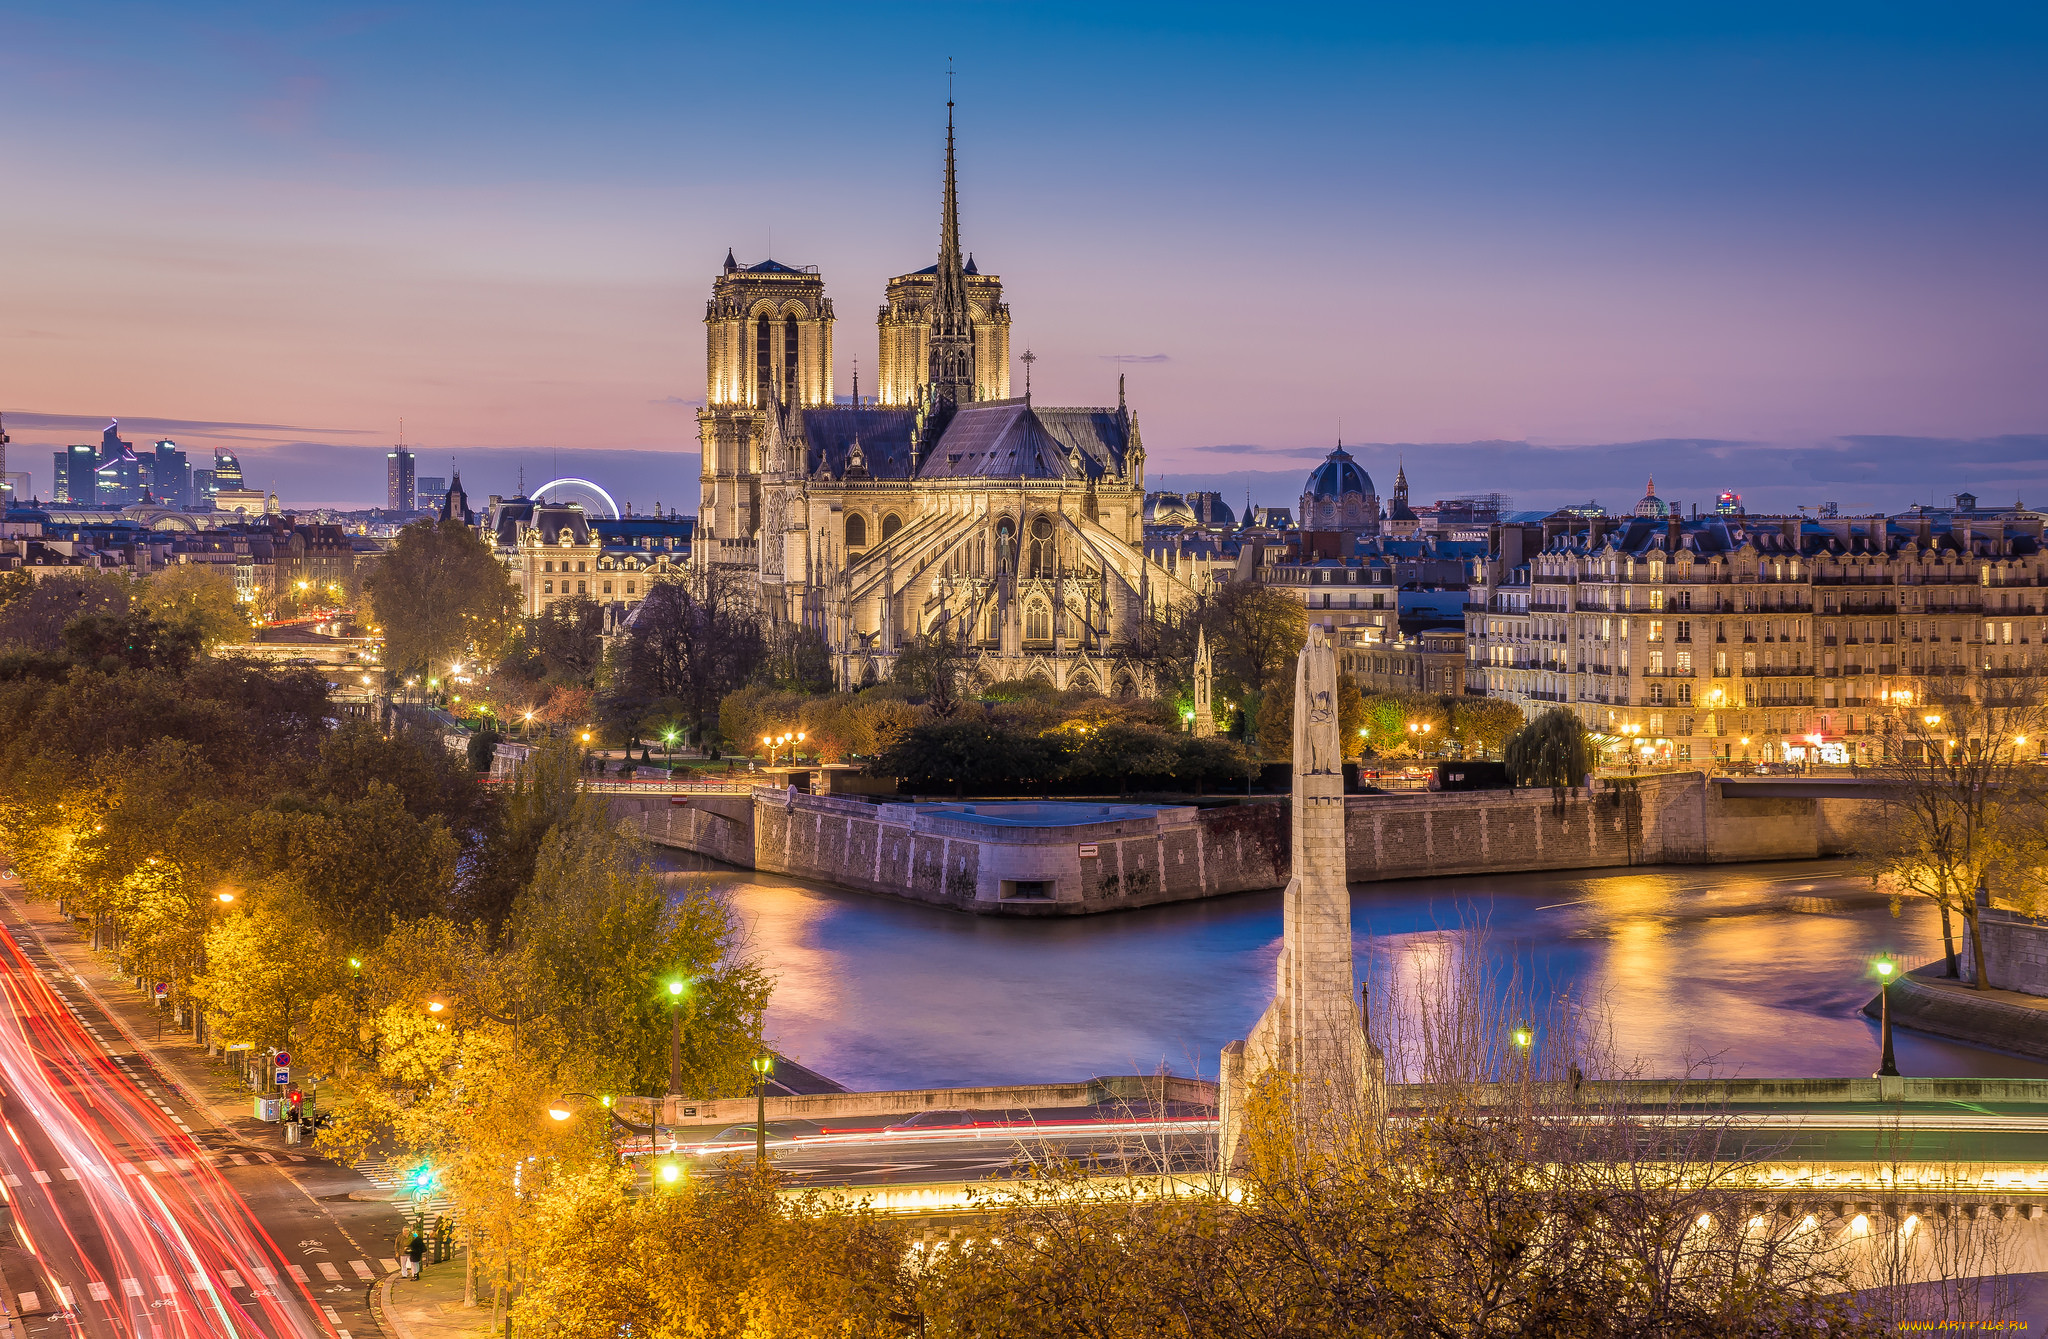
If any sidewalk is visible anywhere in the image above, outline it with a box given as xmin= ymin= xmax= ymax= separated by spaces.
xmin=378 ymin=1262 xmax=496 ymax=1339
xmin=0 ymin=890 xmax=280 ymax=1141
xmin=1867 ymin=962 xmax=2048 ymax=1061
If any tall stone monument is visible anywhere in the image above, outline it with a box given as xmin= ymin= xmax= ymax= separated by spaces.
xmin=1192 ymin=627 xmax=1216 ymax=738
xmin=1219 ymin=624 xmax=1377 ymax=1165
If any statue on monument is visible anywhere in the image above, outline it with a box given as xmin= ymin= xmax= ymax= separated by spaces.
xmin=1219 ymin=623 xmax=1381 ymax=1166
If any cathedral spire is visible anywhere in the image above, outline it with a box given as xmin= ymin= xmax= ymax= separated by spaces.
xmin=926 ymin=95 xmax=976 ymax=411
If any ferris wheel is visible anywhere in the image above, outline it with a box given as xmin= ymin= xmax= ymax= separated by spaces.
xmin=532 ymin=477 xmax=621 ymax=519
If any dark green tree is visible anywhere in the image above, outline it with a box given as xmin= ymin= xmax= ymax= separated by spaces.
xmin=365 ymin=519 xmax=521 ymax=678
xmin=1505 ymin=706 xmax=1594 ymax=807
xmin=873 ymin=718 xmax=1067 ymax=797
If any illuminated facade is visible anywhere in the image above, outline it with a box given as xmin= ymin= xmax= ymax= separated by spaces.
xmin=1464 ymin=507 xmax=2048 ymax=765
xmin=695 ymin=104 xmax=1187 ymax=692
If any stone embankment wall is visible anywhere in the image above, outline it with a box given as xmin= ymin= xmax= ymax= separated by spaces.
xmin=616 ymin=772 xmax=1874 ymax=916
xmin=1963 ymin=905 xmax=2048 ymax=999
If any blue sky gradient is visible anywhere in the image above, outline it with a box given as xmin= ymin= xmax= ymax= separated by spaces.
xmin=3 ymin=2 xmax=2043 ymax=513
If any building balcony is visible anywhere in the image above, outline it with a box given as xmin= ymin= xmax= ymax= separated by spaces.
xmin=1642 ymin=667 xmax=1696 ymax=677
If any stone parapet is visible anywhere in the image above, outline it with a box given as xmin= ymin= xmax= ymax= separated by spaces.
xmin=616 ymin=770 xmax=1887 ymax=916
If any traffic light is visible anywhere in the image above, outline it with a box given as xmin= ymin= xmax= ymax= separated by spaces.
xmin=286 ymin=1089 xmax=303 ymax=1122
xmin=410 ymin=1164 xmax=436 ymax=1198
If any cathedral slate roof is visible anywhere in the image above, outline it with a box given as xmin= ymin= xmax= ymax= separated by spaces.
xmin=798 ymin=408 xmax=920 ymax=480
xmin=920 ymin=401 xmax=1129 ymax=481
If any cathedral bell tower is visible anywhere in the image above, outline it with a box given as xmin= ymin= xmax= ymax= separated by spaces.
xmin=695 ymin=253 xmax=834 ymax=572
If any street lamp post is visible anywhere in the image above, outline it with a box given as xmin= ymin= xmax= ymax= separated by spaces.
xmin=750 ymin=1056 xmax=774 ymax=1166
xmin=1874 ymin=959 xmax=1900 ymax=1078
xmin=667 ymin=980 xmax=686 ymax=1100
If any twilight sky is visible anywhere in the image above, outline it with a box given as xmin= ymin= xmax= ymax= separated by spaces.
xmin=3 ymin=2 xmax=2045 ymax=515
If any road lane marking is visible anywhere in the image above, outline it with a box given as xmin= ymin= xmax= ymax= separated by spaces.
xmin=154 ymin=1275 xmax=174 ymax=1295
xmin=231 ymin=1155 xmax=250 ymax=1166
xmin=188 ymin=1272 xmax=209 ymax=1291
xmin=317 ymin=1262 xmax=342 ymax=1281
xmin=253 ymin=1267 xmax=277 ymax=1287
xmin=15 ymin=1292 xmax=34 ymax=1312
xmin=172 ymin=1158 xmax=191 ymax=1170
xmin=221 ymin=1270 xmax=244 ymax=1290
xmin=87 ymin=1282 xmax=109 ymax=1302
xmin=145 ymin=1160 xmax=165 ymax=1173
xmin=56 ymin=1286 xmax=72 ymax=1307
xmin=285 ymin=1265 xmax=308 ymax=1282
xmin=2 ymin=1176 xmax=17 ymax=1188
xmin=120 ymin=1278 xmax=142 ymax=1297
xmin=29 ymin=1171 xmax=47 ymax=1184
xmin=380 ymin=1258 xmax=398 ymax=1272
xmin=59 ymin=1168 xmax=76 ymax=1180
xmin=348 ymin=1260 xmax=373 ymax=1280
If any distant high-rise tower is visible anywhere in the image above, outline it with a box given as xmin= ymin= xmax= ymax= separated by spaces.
xmin=388 ymin=448 xmax=417 ymax=511
xmin=211 ymin=451 xmax=243 ymax=493
xmin=55 ymin=445 xmax=98 ymax=504
xmin=146 ymin=440 xmax=191 ymax=507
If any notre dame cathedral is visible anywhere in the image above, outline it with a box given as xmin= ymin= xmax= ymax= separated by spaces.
xmin=694 ymin=103 xmax=1188 ymax=693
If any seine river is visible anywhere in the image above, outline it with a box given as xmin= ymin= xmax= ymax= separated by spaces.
xmin=661 ymin=857 xmax=2048 ymax=1092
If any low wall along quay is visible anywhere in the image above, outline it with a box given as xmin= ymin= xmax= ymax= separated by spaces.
xmin=615 ymin=771 xmax=1882 ymax=916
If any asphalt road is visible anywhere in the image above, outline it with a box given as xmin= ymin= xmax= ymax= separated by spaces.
xmin=0 ymin=910 xmax=402 ymax=1338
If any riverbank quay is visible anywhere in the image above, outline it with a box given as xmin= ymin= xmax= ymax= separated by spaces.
xmin=620 ymin=770 xmax=1885 ymax=915
xmin=1868 ymin=964 xmax=2048 ymax=1062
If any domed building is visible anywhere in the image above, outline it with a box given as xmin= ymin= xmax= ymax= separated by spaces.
xmin=1143 ymin=492 xmax=1198 ymax=527
xmin=1298 ymin=445 xmax=1379 ymax=538
xmin=1634 ymin=476 xmax=1670 ymax=519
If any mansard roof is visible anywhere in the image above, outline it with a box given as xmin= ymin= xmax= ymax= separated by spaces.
xmin=921 ymin=400 xmax=1130 ymax=481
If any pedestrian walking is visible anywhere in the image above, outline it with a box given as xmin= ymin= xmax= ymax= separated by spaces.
xmin=405 ymin=1230 xmax=425 ymax=1280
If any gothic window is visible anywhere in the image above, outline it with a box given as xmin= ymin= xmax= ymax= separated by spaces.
xmin=1029 ymin=516 xmax=1054 ymax=578
xmin=1026 ymin=601 xmax=1051 ymax=640
xmin=754 ymin=315 xmax=775 ymax=404
xmin=881 ymin=513 xmax=903 ymax=542
xmin=845 ymin=514 xmax=867 ymax=547
xmin=785 ymin=314 xmax=800 ymax=397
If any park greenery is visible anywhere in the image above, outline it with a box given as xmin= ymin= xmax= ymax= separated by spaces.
xmin=385 ymin=552 xmax=1522 ymax=792
xmin=0 ymin=583 xmax=769 ymax=1315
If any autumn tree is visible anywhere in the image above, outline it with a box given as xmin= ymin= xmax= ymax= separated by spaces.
xmin=366 ymin=518 xmax=521 ymax=678
xmin=1868 ymin=667 xmax=2048 ymax=985
xmin=137 ymin=563 xmax=251 ymax=649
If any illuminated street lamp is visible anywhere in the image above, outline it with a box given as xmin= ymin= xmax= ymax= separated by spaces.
xmin=1873 ymin=959 xmax=1900 ymax=1078
xmin=763 ymin=732 xmax=805 ymax=767
xmin=666 ymin=979 xmax=688 ymax=1098
xmin=751 ymin=1056 xmax=775 ymax=1166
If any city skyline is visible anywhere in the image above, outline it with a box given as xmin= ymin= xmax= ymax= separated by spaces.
xmin=4 ymin=4 xmax=2045 ymax=514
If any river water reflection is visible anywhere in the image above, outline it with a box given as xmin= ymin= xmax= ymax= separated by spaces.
xmin=662 ymin=857 xmax=2048 ymax=1092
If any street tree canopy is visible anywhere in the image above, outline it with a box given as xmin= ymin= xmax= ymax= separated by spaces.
xmin=365 ymin=519 xmax=520 ymax=678
xmin=137 ymin=563 xmax=251 ymax=650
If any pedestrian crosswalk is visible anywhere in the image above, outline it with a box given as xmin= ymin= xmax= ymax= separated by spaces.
xmin=0 ymin=1150 xmax=314 ymax=1186
xmin=19 ymin=1256 xmax=393 ymax=1313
